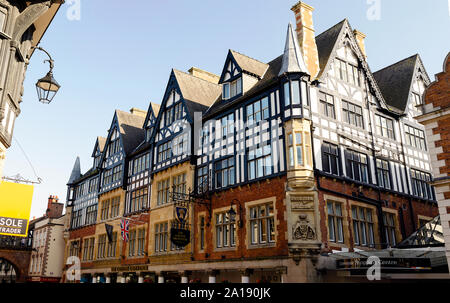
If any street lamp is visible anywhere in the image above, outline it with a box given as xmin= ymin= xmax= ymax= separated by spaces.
xmin=228 ymin=199 xmax=243 ymax=228
xmin=31 ymin=46 xmax=60 ymax=104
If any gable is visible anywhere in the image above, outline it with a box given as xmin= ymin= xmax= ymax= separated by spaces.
xmin=317 ymin=19 xmax=391 ymax=112
xmin=373 ymin=54 xmax=430 ymax=114
xmin=100 ymin=116 xmax=123 ymax=168
xmin=219 ymin=52 xmax=243 ymax=84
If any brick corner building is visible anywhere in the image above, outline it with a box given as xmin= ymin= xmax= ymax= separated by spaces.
xmin=416 ymin=52 xmax=450 ymax=272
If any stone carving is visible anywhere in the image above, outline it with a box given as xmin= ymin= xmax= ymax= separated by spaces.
xmin=12 ymin=2 xmax=51 ymax=42
xmin=291 ymin=195 xmax=314 ymax=210
xmin=292 ymin=214 xmax=316 ymax=240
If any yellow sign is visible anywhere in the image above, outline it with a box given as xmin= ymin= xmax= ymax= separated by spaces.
xmin=0 ymin=181 xmax=34 ymax=237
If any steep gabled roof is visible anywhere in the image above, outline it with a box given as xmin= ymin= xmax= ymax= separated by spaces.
xmin=315 ymin=19 xmax=346 ymax=79
xmin=91 ymin=136 xmax=106 ymax=157
xmin=173 ymin=69 xmax=222 ymax=117
xmin=150 ymin=103 xmax=161 ymax=117
xmin=143 ymin=102 xmax=162 ymax=130
xmin=278 ymin=23 xmax=309 ymax=76
xmin=97 ymin=136 xmax=106 ymax=152
xmin=115 ymin=110 xmax=146 ymax=155
xmin=373 ymin=54 xmax=421 ymax=112
xmin=230 ymin=50 xmax=269 ymax=78
xmin=314 ymin=19 xmax=396 ymax=113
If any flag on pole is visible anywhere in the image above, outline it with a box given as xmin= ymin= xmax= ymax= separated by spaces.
xmin=105 ymin=223 xmax=113 ymax=243
xmin=120 ymin=218 xmax=129 ymax=242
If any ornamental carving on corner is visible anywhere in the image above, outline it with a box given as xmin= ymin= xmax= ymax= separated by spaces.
xmin=292 ymin=214 xmax=316 ymax=241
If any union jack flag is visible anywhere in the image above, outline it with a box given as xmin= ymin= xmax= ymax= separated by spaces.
xmin=120 ymin=218 xmax=129 ymax=242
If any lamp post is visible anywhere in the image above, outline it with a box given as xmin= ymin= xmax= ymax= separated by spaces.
xmin=31 ymin=46 xmax=60 ymax=104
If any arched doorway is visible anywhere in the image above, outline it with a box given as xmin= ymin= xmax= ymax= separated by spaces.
xmin=0 ymin=258 xmax=17 ymax=283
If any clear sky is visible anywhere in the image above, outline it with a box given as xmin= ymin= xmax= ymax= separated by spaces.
xmin=4 ymin=0 xmax=449 ymax=219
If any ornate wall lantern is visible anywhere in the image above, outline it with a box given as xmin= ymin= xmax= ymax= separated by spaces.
xmin=31 ymin=46 xmax=60 ymax=104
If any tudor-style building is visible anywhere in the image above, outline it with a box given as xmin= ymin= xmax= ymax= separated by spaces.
xmin=62 ymin=1 xmax=439 ymax=283
xmin=62 ymin=137 xmax=104 ymax=283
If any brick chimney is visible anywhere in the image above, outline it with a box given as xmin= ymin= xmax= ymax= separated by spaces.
xmin=291 ymin=1 xmax=320 ymax=79
xmin=46 ymin=195 xmax=63 ymax=218
xmin=353 ymin=30 xmax=367 ymax=59
xmin=188 ymin=67 xmax=220 ymax=84
xmin=129 ymin=108 xmax=147 ymax=118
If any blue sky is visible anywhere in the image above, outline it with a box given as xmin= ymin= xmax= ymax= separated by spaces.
xmin=4 ymin=0 xmax=449 ymax=219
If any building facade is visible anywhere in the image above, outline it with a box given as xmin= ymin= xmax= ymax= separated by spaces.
xmin=416 ymin=52 xmax=450 ymax=272
xmin=0 ymin=0 xmax=62 ymax=178
xmin=62 ymin=1 xmax=439 ymax=283
xmin=28 ymin=195 xmax=65 ymax=282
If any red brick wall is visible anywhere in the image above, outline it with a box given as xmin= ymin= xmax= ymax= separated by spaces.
xmin=121 ymin=212 xmax=149 ymax=265
xmin=318 ymin=176 xmax=438 ymax=251
xmin=69 ymin=225 xmax=96 ymax=240
xmin=0 ymin=249 xmax=31 ymax=282
xmin=424 ymin=53 xmax=450 ymax=176
xmin=193 ymin=176 xmax=288 ymax=261
xmin=433 ymin=117 xmax=450 ymax=176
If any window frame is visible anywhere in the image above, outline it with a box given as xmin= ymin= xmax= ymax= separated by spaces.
xmin=342 ymin=100 xmax=364 ymax=128
xmin=375 ymin=115 xmax=395 ymax=139
xmin=327 ymin=201 xmax=344 ymax=244
xmin=319 ymin=92 xmax=336 ymax=119
xmin=215 ymin=211 xmax=236 ymax=249
xmin=249 ymin=203 xmax=275 ymax=246
xmin=247 ymin=144 xmax=272 ymax=180
xmin=215 ymin=157 xmax=235 ymax=189
xmin=345 ymin=149 xmax=370 ymax=183
xmin=351 ymin=206 xmax=375 ymax=248
xmin=376 ymin=159 xmax=391 ymax=190
xmin=322 ymin=142 xmax=339 ymax=175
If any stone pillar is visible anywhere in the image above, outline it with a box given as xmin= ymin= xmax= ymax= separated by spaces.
xmin=208 ymin=270 xmax=219 ymax=283
xmin=180 ymin=270 xmax=191 ymax=283
xmin=105 ymin=275 xmax=111 ymax=283
xmin=91 ymin=275 xmax=96 ymax=284
xmin=277 ymin=267 xmax=288 ymax=284
xmin=138 ymin=275 xmax=144 ymax=283
xmin=240 ymin=269 xmax=253 ymax=283
xmin=158 ymin=275 xmax=165 ymax=283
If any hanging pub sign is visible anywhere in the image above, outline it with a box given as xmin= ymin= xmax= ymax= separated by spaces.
xmin=0 ymin=181 xmax=34 ymax=237
xmin=170 ymin=227 xmax=190 ymax=247
xmin=175 ymin=206 xmax=188 ymax=224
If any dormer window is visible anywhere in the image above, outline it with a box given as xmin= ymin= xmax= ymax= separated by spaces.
xmin=222 ymin=77 xmax=242 ymax=100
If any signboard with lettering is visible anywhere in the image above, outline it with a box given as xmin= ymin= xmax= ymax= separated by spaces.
xmin=170 ymin=228 xmax=190 ymax=247
xmin=0 ymin=181 xmax=34 ymax=237
xmin=111 ymin=265 xmax=149 ymax=272
xmin=290 ymin=195 xmax=314 ymax=210
xmin=337 ymin=257 xmax=432 ymax=271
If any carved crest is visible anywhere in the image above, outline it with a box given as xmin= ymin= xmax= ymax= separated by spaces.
xmin=292 ymin=214 xmax=316 ymax=240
